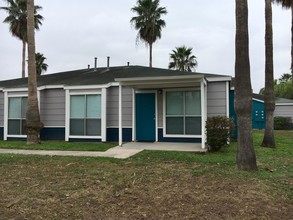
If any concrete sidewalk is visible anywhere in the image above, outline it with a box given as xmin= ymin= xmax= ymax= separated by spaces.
xmin=0 ymin=142 xmax=206 ymax=159
xmin=0 ymin=147 xmax=143 ymax=159
xmin=121 ymin=142 xmax=206 ymax=152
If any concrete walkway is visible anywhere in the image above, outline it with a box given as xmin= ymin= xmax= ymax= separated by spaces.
xmin=0 ymin=142 xmax=206 ymax=159
xmin=121 ymin=142 xmax=206 ymax=152
xmin=0 ymin=147 xmax=143 ymax=159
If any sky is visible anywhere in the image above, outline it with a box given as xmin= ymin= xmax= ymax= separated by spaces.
xmin=0 ymin=0 xmax=291 ymax=93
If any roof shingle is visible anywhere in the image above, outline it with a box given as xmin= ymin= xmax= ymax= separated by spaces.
xmin=0 ymin=65 xmax=230 ymax=89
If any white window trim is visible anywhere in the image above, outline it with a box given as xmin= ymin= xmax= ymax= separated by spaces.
xmin=65 ymin=89 xmax=105 ymax=141
xmin=4 ymin=92 xmax=29 ymax=140
xmin=163 ymin=88 xmax=202 ymax=138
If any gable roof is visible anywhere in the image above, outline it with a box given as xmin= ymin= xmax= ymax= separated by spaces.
xmin=0 ymin=65 xmax=230 ymax=89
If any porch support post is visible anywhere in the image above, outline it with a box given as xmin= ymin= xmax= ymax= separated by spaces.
xmin=201 ymin=79 xmax=207 ymax=149
xmin=65 ymin=89 xmax=70 ymax=141
xmin=204 ymin=79 xmax=208 ymax=145
xmin=118 ymin=84 xmax=123 ymax=146
xmin=226 ymin=81 xmax=230 ymax=117
xmin=3 ymin=91 xmax=8 ymax=141
xmin=132 ymin=88 xmax=136 ymax=141
xmin=101 ymin=88 xmax=107 ymax=142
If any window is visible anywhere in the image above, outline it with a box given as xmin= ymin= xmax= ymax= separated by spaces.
xmin=165 ymin=90 xmax=201 ymax=135
xmin=70 ymin=94 xmax=101 ymax=136
xmin=8 ymin=97 xmax=27 ymax=135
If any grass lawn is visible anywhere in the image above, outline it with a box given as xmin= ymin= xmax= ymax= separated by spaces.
xmin=0 ymin=141 xmax=117 ymax=151
xmin=0 ymin=130 xmax=292 ymax=219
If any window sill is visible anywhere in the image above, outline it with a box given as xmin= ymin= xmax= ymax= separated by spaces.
xmin=7 ymin=135 xmax=27 ymax=138
xmin=68 ymin=135 xmax=102 ymax=139
xmin=163 ymin=134 xmax=202 ymax=138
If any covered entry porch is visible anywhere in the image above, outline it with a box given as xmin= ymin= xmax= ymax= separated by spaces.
xmin=115 ymin=74 xmax=208 ymax=150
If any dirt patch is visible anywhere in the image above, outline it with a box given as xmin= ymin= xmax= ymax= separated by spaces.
xmin=0 ymin=158 xmax=292 ymax=220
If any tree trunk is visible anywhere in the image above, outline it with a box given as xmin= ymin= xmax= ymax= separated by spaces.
xmin=149 ymin=42 xmax=153 ymax=67
xmin=262 ymin=0 xmax=275 ymax=148
xmin=291 ymin=3 xmax=293 ymax=99
xmin=235 ymin=0 xmax=257 ymax=171
xmin=22 ymin=39 xmax=26 ymax=78
xmin=26 ymin=0 xmax=43 ymax=145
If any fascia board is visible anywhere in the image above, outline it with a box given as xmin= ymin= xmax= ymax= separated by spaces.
xmin=115 ymin=75 xmax=204 ymax=82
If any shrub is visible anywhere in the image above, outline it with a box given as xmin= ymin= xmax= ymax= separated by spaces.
xmin=274 ymin=116 xmax=291 ymax=130
xmin=206 ymin=116 xmax=234 ymax=152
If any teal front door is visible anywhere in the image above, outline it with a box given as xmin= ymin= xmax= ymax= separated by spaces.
xmin=136 ymin=93 xmax=156 ymax=142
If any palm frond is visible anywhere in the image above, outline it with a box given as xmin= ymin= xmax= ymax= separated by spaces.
xmin=168 ymin=46 xmax=198 ymax=72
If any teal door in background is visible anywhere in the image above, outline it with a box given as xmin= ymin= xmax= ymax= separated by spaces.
xmin=136 ymin=93 xmax=156 ymax=142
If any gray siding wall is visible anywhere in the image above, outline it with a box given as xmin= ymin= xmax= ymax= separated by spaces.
xmin=107 ymin=87 xmax=118 ymax=127
xmin=122 ymin=87 xmax=133 ymax=127
xmin=107 ymin=86 xmax=133 ymax=127
xmin=207 ymin=82 xmax=227 ymax=117
xmin=274 ymin=105 xmax=293 ymax=120
xmin=40 ymin=89 xmax=65 ymax=127
xmin=0 ymin=92 xmax=4 ymax=127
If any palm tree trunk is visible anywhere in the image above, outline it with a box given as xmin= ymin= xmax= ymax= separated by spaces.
xmin=149 ymin=42 xmax=153 ymax=67
xmin=291 ymin=2 xmax=293 ymax=99
xmin=26 ymin=0 xmax=43 ymax=144
xmin=235 ymin=0 xmax=257 ymax=171
xmin=262 ymin=0 xmax=275 ymax=148
xmin=22 ymin=39 xmax=26 ymax=78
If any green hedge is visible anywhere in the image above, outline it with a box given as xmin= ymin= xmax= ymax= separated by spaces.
xmin=274 ymin=116 xmax=292 ymax=130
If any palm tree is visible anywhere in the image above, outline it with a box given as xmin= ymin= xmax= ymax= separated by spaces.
xmin=130 ymin=0 xmax=167 ymax=67
xmin=262 ymin=0 xmax=276 ymax=148
xmin=273 ymin=0 xmax=293 ymax=97
xmin=26 ymin=0 xmax=43 ymax=144
xmin=279 ymin=73 xmax=292 ymax=83
xmin=35 ymin=52 xmax=48 ymax=75
xmin=235 ymin=0 xmax=257 ymax=170
xmin=168 ymin=46 xmax=198 ymax=72
xmin=1 ymin=0 xmax=43 ymax=78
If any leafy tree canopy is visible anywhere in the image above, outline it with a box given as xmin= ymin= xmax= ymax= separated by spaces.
xmin=259 ymin=73 xmax=293 ymax=99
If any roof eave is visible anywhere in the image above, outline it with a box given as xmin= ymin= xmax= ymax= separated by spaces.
xmin=115 ymin=74 xmax=205 ymax=82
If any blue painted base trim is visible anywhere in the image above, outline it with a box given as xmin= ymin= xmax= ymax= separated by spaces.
xmin=69 ymin=138 xmax=101 ymax=142
xmin=7 ymin=137 xmax=27 ymax=141
xmin=0 ymin=127 xmax=3 ymax=140
xmin=4 ymin=127 xmax=65 ymax=141
xmin=40 ymin=128 xmax=65 ymax=140
xmin=107 ymin=128 xmax=132 ymax=142
xmin=158 ymin=129 xmax=201 ymax=143
xmin=1 ymin=127 xmax=205 ymax=143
